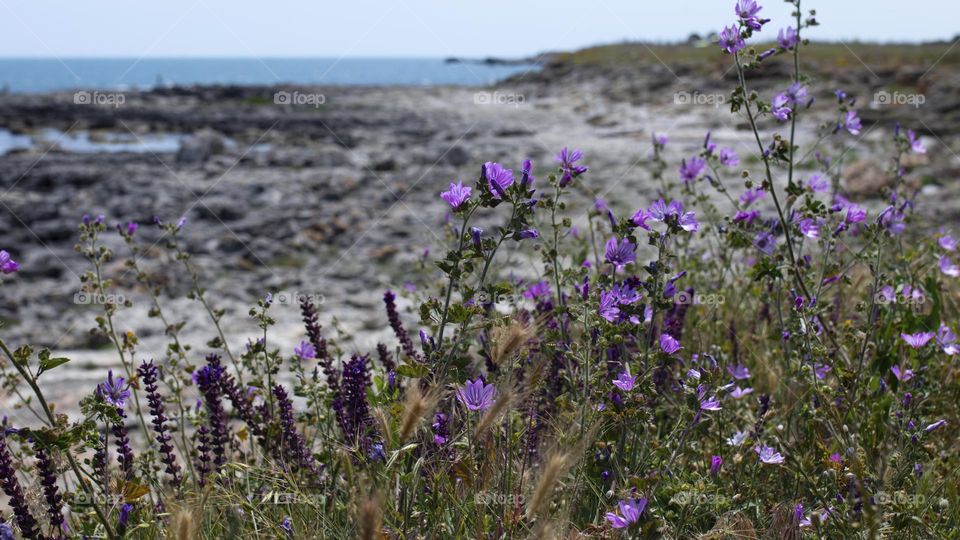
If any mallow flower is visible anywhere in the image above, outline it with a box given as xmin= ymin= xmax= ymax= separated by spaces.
xmin=456 ymin=379 xmax=496 ymax=411
xmin=660 ymin=333 xmax=682 ymax=355
xmin=440 ymin=181 xmax=471 ymax=210
xmin=604 ymin=237 xmax=637 ymax=271
xmin=612 ymin=371 xmax=637 ymax=392
xmin=484 ymin=162 xmax=514 ymax=199
xmin=755 ymin=445 xmax=785 ymax=465
xmin=901 ymin=332 xmax=935 ymax=348
xmin=555 ymin=147 xmax=588 ymax=186
xmin=605 ymin=497 xmax=647 ymax=529
xmin=718 ymin=26 xmax=745 ymax=54
xmin=778 ymin=26 xmax=798 ymax=49
xmin=0 ymin=251 xmax=19 ymax=274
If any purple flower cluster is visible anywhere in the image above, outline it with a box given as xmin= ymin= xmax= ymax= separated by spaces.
xmin=194 ymin=354 xmax=230 ymax=472
xmin=341 ymin=354 xmax=378 ymax=450
xmin=272 ymin=385 xmax=322 ymax=480
xmin=137 ymin=360 xmax=182 ymax=487
xmin=383 ymin=290 xmax=421 ymax=362
xmin=32 ymin=442 xmax=64 ymax=534
xmin=98 ymin=371 xmax=135 ymax=479
xmin=0 ymin=433 xmax=39 ymax=540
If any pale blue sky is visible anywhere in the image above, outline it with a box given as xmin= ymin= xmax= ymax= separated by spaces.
xmin=0 ymin=1 xmax=955 ymax=58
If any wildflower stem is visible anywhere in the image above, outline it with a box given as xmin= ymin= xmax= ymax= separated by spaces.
xmin=733 ymin=53 xmax=848 ymax=362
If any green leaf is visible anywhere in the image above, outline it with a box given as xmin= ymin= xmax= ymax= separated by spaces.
xmin=38 ymin=355 xmax=71 ymax=375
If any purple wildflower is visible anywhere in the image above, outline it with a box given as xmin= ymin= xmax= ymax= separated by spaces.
xmin=939 ymin=256 xmax=959 ymax=277
xmin=730 ymin=386 xmax=753 ymax=399
xmin=294 ymin=340 xmax=317 ymax=360
xmin=907 ymin=130 xmax=926 ymax=154
xmin=727 ymin=364 xmax=750 ymax=380
xmin=612 ymin=371 xmax=637 ymax=392
xmin=98 ymin=370 xmax=130 ymax=407
xmin=383 ymin=290 xmax=420 ymax=362
xmin=679 ymin=157 xmax=707 ymax=185
xmin=754 ymin=231 xmax=777 ymax=254
xmin=484 ymin=162 xmax=515 ymax=199
xmin=604 ymin=237 xmax=637 ymax=271
xmin=710 ymin=455 xmax=723 ymax=476
xmin=937 ymin=324 xmax=959 ymax=355
xmin=32 ymin=441 xmax=64 ymax=534
xmin=740 ymin=188 xmax=766 ymax=206
xmin=698 ymin=386 xmax=722 ymax=411
xmin=901 ymin=332 xmax=935 ymax=348
xmin=341 ymin=354 xmax=377 ymax=448
xmin=807 ymin=174 xmax=829 ymax=193
xmin=727 ymin=431 xmax=748 ymax=446
xmin=647 ymin=199 xmax=699 ymax=232
xmin=116 ymin=503 xmax=133 ymax=536
xmin=471 ymin=226 xmax=483 ymax=248
xmin=659 ymin=333 xmax=682 ymax=355
xmin=755 ymin=445 xmax=785 ymax=465
xmin=0 ymin=251 xmax=18 ymax=274
xmin=891 ymin=365 xmax=914 ymax=382
xmin=799 ymin=218 xmax=820 ymax=239
xmin=778 ymin=26 xmax=799 ymax=49
xmin=456 ymin=379 xmax=496 ymax=411
xmin=555 ymin=147 xmax=588 ymax=186
xmin=440 ymin=181 xmax=472 ymax=210
xmin=719 ymin=148 xmax=739 ymax=167
xmin=718 ymin=26 xmax=745 ymax=54
xmin=0 ymin=433 xmax=40 ymax=540
xmin=844 ymin=111 xmax=862 ymax=135
xmin=605 ymin=497 xmax=647 ymax=529
xmin=272 ymin=384 xmax=322 ymax=479
xmin=518 ymin=229 xmax=540 ymax=240
xmin=431 ymin=412 xmax=450 ymax=445
xmin=523 ymin=281 xmax=552 ymax=300
xmin=138 ymin=361 xmax=182 ymax=487
xmin=598 ymin=291 xmax=621 ymax=322
xmin=771 ymin=93 xmax=792 ymax=121
xmin=925 ymin=420 xmax=947 ymax=433
xmin=194 ymin=354 xmax=229 ymax=471
xmin=521 ymin=159 xmax=535 ymax=188
xmin=736 ymin=0 xmax=767 ymax=29
xmin=939 ymin=234 xmax=957 ymax=251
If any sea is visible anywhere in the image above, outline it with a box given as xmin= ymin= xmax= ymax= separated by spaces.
xmin=0 ymin=57 xmax=539 ymax=94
